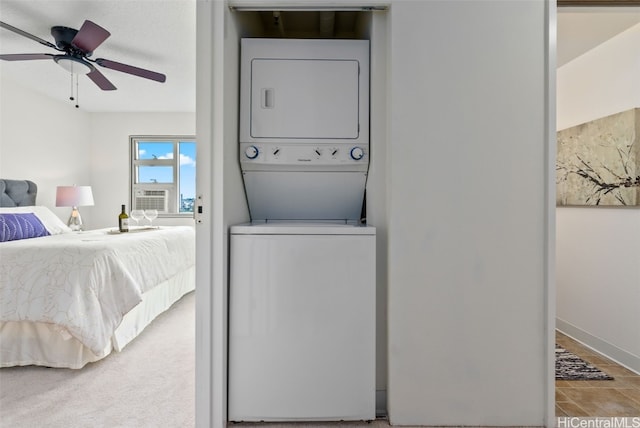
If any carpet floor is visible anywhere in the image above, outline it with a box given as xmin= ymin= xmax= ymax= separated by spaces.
xmin=0 ymin=291 xmax=195 ymax=428
xmin=556 ymin=344 xmax=614 ymax=381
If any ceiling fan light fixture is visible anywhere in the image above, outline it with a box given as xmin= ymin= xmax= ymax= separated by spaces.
xmin=53 ymin=55 xmax=93 ymax=75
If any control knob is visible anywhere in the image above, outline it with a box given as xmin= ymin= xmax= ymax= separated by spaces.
xmin=245 ymin=145 xmax=259 ymax=160
xmin=350 ymin=147 xmax=365 ymax=161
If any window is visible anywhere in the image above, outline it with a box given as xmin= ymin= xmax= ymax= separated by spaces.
xmin=130 ymin=136 xmax=196 ymax=217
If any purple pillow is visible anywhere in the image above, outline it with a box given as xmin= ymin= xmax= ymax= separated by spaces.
xmin=0 ymin=213 xmax=51 ymax=242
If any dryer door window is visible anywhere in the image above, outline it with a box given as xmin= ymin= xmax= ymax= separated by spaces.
xmin=250 ymin=59 xmax=360 ymax=140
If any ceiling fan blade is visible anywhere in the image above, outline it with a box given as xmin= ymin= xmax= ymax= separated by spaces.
xmin=0 ymin=53 xmax=54 ymax=61
xmin=71 ymin=20 xmax=110 ymax=54
xmin=87 ymin=68 xmax=117 ymax=91
xmin=95 ymin=58 xmax=166 ymax=83
xmin=0 ymin=21 xmax=57 ymax=50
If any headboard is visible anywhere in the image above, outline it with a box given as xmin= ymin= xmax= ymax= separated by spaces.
xmin=0 ymin=179 xmax=37 ymax=207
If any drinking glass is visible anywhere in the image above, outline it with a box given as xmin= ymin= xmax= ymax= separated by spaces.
xmin=144 ymin=209 xmax=158 ymax=227
xmin=130 ymin=210 xmax=145 ymax=228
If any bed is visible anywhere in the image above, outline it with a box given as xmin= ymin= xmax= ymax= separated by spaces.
xmin=0 ymin=179 xmax=195 ymax=369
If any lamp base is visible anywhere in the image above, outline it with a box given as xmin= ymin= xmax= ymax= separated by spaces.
xmin=67 ymin=207 xmax=84 ymax=231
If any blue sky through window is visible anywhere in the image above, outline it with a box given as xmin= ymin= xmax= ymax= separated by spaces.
xmin=138 ymin=141 xmax=196 ymax=199
xmin=179 ymin=142 xmax=196 ymax=199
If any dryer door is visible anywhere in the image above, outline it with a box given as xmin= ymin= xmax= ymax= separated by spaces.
xmin=250 ymin=59 xmax=360 ymax=140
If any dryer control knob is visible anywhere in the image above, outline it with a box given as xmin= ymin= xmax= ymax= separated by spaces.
xmin=245 ymin=145 xmax=259 ymax=160
xmin=350 ymin=147 xmax=364 ymax=161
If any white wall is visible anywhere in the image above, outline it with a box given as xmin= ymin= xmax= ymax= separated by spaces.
xmin=556 ymin=208 xmax=640 ymax=371
xmin=556 ymin=22 xmax=640 ymax=373
xmin=0 ymin=72 xmax=195 ymax=230
xmin=557 ymin=23 xmax=640 ymax=131
xmin=194 ymin=3 xmax=216 ymax=427
xmin=88 ymin=112 xmax=195 ymax=229
xmin=195 ymin=3 xmax=256 ymax=426
xmin=363 ymin=11 xmax=390 ymax=409
xmin=386 ymin=1 xmax=549 ymax=425
xmin=0 ymin=73 xmax=91 ymax=222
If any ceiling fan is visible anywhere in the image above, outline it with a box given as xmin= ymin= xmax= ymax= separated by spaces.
xmin=0 ymin=20 xmax=166 ymax=91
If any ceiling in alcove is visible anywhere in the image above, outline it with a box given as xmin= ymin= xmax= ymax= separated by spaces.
xmin=254 ymin=11 xmax=361 ymax=38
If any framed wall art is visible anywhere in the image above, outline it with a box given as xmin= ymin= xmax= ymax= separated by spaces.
xmin=557 ymin=108 xmax=639 ymax=206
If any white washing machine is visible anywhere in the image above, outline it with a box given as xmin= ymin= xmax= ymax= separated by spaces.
xmin=228 ymin=222 xmax=376 ymax=421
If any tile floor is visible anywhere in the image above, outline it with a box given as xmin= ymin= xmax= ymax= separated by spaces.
xmin=556 ymin=331 xmax=640 ymax=416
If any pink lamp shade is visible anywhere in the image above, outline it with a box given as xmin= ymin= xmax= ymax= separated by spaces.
xmin=55 ymin=186 xmax=94 ymax=207
xmin=55 ymin=186 xmax=94 ymax=231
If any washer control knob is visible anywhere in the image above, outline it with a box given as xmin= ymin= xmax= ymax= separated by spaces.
xmin=350 ymin=147 xmax=365 ymax=161
xmin=245 ymin=145 xmax=259 ymax=160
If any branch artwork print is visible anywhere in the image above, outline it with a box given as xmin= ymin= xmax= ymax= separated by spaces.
xmin=556 ymin=108 xmax=639 ymax=206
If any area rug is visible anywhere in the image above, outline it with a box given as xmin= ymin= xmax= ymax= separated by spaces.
xmin=556 ymin=344 xmax=614 ymax=381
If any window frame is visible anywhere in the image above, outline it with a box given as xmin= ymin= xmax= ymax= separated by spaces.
xmin=129 ymin=135 xmax=196 ymax=218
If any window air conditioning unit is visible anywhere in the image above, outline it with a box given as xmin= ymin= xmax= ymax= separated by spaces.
xmin=134 ymin=189 xmax=169 ymax=212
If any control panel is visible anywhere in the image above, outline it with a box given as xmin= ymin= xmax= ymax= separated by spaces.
xmin=240 ymin=143 xmax=368 ymax=170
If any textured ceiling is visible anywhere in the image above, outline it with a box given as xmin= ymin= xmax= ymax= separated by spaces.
xmin=0 ymin=0 xmax=196 ymax=112
xmin=0 ymin=2 xmax=638 ymax=112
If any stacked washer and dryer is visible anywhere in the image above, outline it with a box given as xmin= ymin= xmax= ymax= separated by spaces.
xmin=228 ymin=38 xmax=376 ymax=422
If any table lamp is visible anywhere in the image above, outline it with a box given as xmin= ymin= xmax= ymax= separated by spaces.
xmin=55 ymin=185 xmax=94 ymax=231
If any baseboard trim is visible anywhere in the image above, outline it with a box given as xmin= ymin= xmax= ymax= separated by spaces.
xmin=556 ymin=318 xmax=640 ymax=375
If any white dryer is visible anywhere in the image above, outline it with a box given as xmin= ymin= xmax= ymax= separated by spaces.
xmin=239 ymin=38 xmax=370 ymax=222
xmin=228 ymin=222 xmax=376 ymax=421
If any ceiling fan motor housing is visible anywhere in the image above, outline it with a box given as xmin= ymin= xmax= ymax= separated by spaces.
xmin=51 ymin=26 xmax=89 ymax=55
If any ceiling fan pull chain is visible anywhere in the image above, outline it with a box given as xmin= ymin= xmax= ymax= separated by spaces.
xmin=75 ymin=73 xmax=79 ymax=108
xmin=69 ymin=65 xmax=74 ymax=101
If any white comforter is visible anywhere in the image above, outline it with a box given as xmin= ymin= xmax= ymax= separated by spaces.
xmin=0 ymin=226 xmax=195 ymax=356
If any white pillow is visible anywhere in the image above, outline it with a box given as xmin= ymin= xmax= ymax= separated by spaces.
xmin=0 ymin=206 xmax=72 ymax=234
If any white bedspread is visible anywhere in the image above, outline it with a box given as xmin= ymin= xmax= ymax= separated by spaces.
xmin=0 ymin=226 xmax=195 ymax=356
